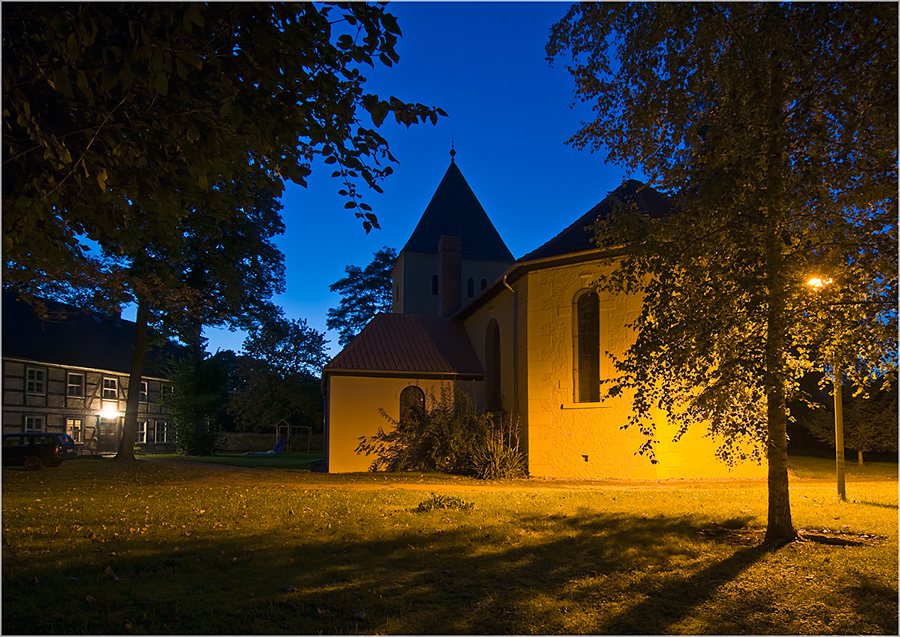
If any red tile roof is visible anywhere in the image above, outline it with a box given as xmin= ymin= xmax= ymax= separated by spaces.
xmin=325 ymin=313 xmax=483 ymax=377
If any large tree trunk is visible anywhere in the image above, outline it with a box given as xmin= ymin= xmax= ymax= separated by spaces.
xmin=762 ymin=25 xmax=798 ymax=545
xmin=115 ymin=299 xmax=150 ymax=462
xmin=858 ymin=449 xmax=864 ymax=466
xmin=763 ymin=255 xmax=797 ymax=544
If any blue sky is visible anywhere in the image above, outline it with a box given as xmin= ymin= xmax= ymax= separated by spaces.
xmin=204 ymin=2 xmax=645 ymax=355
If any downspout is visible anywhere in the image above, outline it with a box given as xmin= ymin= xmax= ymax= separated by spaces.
xmin=501 ymin=273 xmax=518 ymax=417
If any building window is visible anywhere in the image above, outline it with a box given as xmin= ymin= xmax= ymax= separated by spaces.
xmin=24 ymin=416 xmax=45 ymax=432
xmin=481 ymin=278 xmax=487 ymax=291
xmin=399 ymin=386 xmax=425 ymax=425
xmin=155 ymin=420 xmax=171 ymax=444
xmin=102 ymin=377 xmax=118 ymax=400
xmin=574 ymin=290 xmax=600 ymax=402
xmin=139 ymin=381 xmax=148 ymax=402
xmin=432 ymin=274 xmax=439 ymax=295
xmin=67 ymin=418 xmax=83 ymax=443
xmin=485 ymin=320 xmax=502 ymax=412
xmin=25 ymin=368 xmax=45 ymax=394
xmin=67 ymin=373 xmax=84 ymax=397
xmin=137 ymin=421 xmax=147 ymax=444
xmin=467 ymin=277 xmax=475 ymax=297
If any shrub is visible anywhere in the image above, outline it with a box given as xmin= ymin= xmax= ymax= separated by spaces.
xmin=357 ymin=385 xmax=527 ymax=479
xmin=471 ymin=416 xmax=528 ymax=480
xmin=415 ymin=493 xmax=474 ymax=512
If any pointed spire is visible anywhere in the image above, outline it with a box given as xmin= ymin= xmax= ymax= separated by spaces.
xmin=450 ymin=138 xmax=456 ymax=163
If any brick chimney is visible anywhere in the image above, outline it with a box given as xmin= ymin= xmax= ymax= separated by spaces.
xmin=438 ymin=235 xmax=462 ymax=316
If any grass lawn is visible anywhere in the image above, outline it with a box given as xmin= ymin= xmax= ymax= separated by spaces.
xmin=2 ymin=457 xmax=896 ymax=635
xmin=148 ymin=452 xmax=324 ymax=471
xmin=788 ymin=454 xmax=898 ymax=481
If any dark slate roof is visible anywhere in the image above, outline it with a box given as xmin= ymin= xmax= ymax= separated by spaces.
xmin=325 ymin=313 xmax=483 ymax=377
xmin=401 ymin=161 xmax=514 ymax=262
xmin=2 ymin=291 xmax=179 ymax=378
xmin=519 ymin=180 xmax=672 ymax=262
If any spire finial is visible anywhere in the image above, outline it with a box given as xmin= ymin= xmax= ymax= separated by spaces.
xmin=450 ymin=137 xmax=456 ymax=163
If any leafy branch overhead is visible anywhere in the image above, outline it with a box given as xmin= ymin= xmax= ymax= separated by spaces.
xmin=3 ymin=2 xmax=446 ymax=287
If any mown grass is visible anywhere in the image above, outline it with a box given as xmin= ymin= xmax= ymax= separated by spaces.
xmin=149 ymin=452 xmax=324 ymax=471
xmin=2 ymin=457 xmax=897 ymax=635
xmin=788 ymin=454 xmax=898 ymax=481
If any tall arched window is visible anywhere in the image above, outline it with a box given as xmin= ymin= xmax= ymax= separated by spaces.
xmin=399 ymin=386 xmax=425 ymax=424
xmin=431 ymin=275 xmax=439 ymax=295
xmin=467 ymin=277 xmax=475 ymax=297
xmin=574 ymin=290 xmax=600 ymax=402
xmin=485 ymin=320 xmax=502 ymax=411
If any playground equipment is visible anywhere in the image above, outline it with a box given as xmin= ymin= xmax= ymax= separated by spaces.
xmin=275 ymin=419 xmax=312 ymax=453
xmin=242 ymin=420 xmax=313 ymax=456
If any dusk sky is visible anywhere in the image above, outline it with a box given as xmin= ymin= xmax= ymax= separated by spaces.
xmin=203 ymin=2 xmax=647 ymax=355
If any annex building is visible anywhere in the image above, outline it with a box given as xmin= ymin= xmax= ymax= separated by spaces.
xmin=322 ymin=154 xmax=766 ymax=479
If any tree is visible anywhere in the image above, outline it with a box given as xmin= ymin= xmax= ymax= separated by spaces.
xmin=327 ymin=246 xmax=396 ymax=346
xmin=3 ymin=3 xmax=444 ymax=281
xmin=229 ymin=314 xmax=329 ymax=433
xmin=797 ymin=376 xmax=898 ymax=465
xmin=3 ymin=3 xmax=443 ymax=462
xmin=548 ymin=3 xmax=897 ymax=543
xmin=161 ymin=351 xmax=234 ymax=456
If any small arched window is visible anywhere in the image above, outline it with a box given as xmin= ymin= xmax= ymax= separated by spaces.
xmin=574 ymin=290 xmax=600 ymax=402
xmin=480 ymin=279 xmax=487 ymax=291
xmin=399 ymin=386 xmax=426 ymax=424
xmin=431 ymin=275 xmax=439 ymax=295
xmin=467 ymin=277 xmax=475 ymax=297
xmin=485 ymin=320 xmax=502 ymax=411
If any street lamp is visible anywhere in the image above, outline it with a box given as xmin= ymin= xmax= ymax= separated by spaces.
xmin=807 ymin=276 xmax=846 ymax=501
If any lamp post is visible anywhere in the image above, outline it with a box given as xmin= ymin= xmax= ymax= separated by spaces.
xmin=807 ymin=276 xmax=846 ymax=501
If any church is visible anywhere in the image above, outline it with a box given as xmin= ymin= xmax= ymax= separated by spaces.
xmin=322 ymin=153 xmax=766 ymax=479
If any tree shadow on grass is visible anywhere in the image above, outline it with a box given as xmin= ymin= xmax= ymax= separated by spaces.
xmin=596 ymin=544 xmax=769 ymax=633
xmin=843 ymin=574 xmax=900 ymax=634
xmin=1 ymin=512 xmax=742 ymax=634
xmin=854 ymin=499 xmax=899 ymax=509
xmin=2 ymin=508 xmax=887 ymax=635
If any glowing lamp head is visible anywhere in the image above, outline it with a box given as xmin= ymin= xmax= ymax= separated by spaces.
xmin=807 ymin=276 xmax=833 ymax=289
xmin=98 ymin=408 xmax=121 ymax=419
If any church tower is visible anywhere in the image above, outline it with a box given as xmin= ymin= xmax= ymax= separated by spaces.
xmin=392 ymin=150 xmax=514 ymax=316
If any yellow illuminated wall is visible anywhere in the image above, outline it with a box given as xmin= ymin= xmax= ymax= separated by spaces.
xmin=516 ymin=260 xmax=766 ymax=479
xmin=325 ymin=375 xmax=482 ymax=473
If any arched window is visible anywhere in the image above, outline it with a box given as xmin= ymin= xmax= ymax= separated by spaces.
xmin=431 ymin=275 xmax=439 ymax=295
xmin=480 ymin=278 xmax=487 ymax=291
xmin=574 ymin=290 xmax=600 ymax=402
xmin=467 ymin=277 xmax=475 ymax=297
xmin=399 ymin=386 xmax=425 ymax=424
xmin=485 ymin=320 xmax=502 ymax=411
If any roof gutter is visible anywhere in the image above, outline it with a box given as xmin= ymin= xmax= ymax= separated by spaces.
xmin=454 ymin=244 xmax=626 ymax=321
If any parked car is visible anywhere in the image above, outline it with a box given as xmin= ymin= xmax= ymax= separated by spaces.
xmin=2 ymin=432 xmax=77 ymax=470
